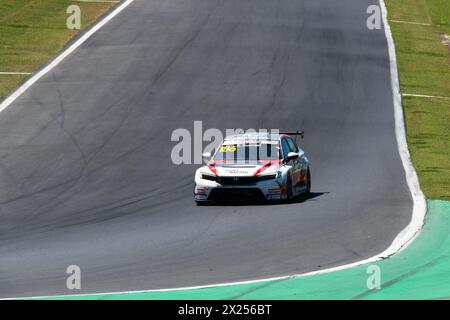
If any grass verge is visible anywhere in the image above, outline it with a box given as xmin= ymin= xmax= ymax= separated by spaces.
xmin=385 ymin=0 xmax=450 ymax=200
xmin=0 ymin=0 xmax=116 ymax=99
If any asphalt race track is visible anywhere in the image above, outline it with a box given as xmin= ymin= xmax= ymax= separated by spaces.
xmin=0 ymin=0 xmax=412 ymax=298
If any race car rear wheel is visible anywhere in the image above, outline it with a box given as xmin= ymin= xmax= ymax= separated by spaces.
xmin=306 ymin=168 xmax=311 ymax=194
xmin=286 ymin=176 xmax=294 ymax=200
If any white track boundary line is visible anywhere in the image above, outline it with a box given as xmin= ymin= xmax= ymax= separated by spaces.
xmin=0 ymin=0 xmax=135 ymax=114
xmin=72 ymin=0 xmax=120 ymax=3
xmin=377 ymin=0 xmax=426 ymax=256
xmin=389 ymin=19 xmax=431 ymax=26
xmin=1 ymin=0 xmax=426 ymax=300
xmin=402 ymin=93 xmax=450 ymax=99
xmin=0 ymin=72 xmax=32 ymax=75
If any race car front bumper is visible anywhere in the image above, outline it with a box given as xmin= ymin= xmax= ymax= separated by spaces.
xmin=194 ymin=174 xmax=287 ymax=202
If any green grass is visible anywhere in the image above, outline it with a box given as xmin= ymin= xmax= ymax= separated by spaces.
xmin=0 ymin=0 xmax=115 ymax=98
xmin=385 ymin=0 xmax=450 ymax=200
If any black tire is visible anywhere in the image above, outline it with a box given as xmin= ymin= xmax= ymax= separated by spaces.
xmin=286 ymin=175 xmax=294 ymax=200
xmin=306 ymin=168 xmax=311 ymax=194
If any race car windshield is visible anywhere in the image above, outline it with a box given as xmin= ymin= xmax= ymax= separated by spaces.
xmin=213 ymin=143 xmax=280 ymax=162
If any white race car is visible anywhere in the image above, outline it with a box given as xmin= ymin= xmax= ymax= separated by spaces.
xmin=194 ymin=131 xmax=311 ymax=204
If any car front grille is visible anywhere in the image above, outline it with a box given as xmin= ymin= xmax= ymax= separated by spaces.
xmin=208 ymin=188 xmax=266 ymax=202
xmin=217 ymin=176 xmax=257 ymax=185
xmin=202 ymin=174 xmax=276 ymax=185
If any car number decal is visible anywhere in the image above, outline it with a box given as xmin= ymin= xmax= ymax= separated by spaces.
xmin=219 ymin=145 xmax=237 ymax=152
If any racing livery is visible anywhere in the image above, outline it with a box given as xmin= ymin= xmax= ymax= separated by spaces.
xmin=194 ymin=131 xmax=311 ymax=204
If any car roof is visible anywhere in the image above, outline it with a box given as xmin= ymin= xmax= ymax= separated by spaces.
xmin=223 ymin=132 xmax=281 ymax=143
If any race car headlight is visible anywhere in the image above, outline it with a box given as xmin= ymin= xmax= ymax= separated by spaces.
xmin=202 ymin=174 xmax=217 ymax=181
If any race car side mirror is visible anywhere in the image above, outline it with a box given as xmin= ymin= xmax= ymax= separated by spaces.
xmin=286 ymin=152 xmax=299 ymax=162
xmin=202 ymin=152 xmax=212 ymax=159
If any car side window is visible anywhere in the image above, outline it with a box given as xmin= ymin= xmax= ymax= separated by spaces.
xmin=281 ymin=138 xmax=290 ymax=159
xmin=286 ymin=138 xmax=298 ymax=153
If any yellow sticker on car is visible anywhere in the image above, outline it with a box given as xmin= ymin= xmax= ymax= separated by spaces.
xmin=219 ymin=145 xmax=237 ymax=152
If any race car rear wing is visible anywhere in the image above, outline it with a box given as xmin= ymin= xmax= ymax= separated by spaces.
xmin=280 ymin=130 xmax=304 ymax=139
